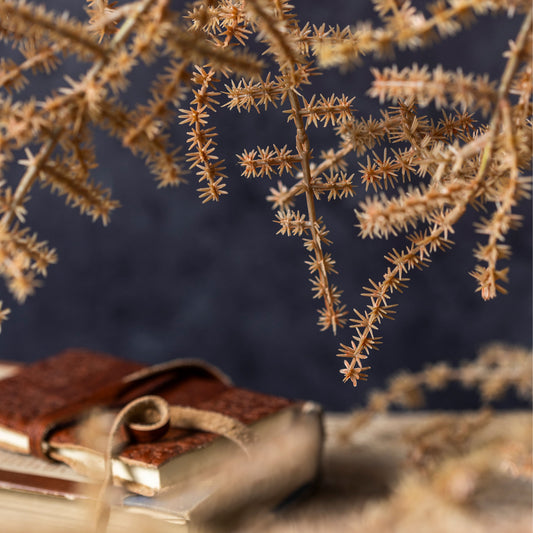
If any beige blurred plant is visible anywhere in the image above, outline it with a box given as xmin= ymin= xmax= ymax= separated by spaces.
xmin=339 ymin=343 xmax=532 ymax=436
xmin=0 ymin=0 xmax=530 ymax=384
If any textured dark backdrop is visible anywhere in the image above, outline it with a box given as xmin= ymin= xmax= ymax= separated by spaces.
xmin=1 ymin=1 xmax=531 ymax=410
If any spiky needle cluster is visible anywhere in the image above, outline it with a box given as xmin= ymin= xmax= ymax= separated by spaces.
xmin=0 ymin=0 xmax=531 ymax=386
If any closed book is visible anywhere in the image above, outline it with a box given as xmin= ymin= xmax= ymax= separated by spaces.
xmin=0 ymin=349 xmax=323 ymax=517
xmin=0 ymin=446 xmax=187 ymax=532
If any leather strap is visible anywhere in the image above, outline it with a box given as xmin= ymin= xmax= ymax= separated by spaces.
xmin=27 ymin=358 xmax=233 ymax=459
xmin=94 ymin=393 xmax=255 ymax=533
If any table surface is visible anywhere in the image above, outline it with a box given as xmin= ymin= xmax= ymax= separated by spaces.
xmin=235 ymin=410 xmax=532 ymax=533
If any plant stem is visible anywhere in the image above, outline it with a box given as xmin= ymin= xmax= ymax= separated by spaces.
xmin=288 ymin=88 xmax=338 ymax=333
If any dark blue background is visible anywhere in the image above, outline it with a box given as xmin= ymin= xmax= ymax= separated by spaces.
xmin=1 ymin=2 xmax=531 ymax=410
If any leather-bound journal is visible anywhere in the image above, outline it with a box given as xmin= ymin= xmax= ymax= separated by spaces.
xmin=0 ymin=348 xmax=323 ymax=515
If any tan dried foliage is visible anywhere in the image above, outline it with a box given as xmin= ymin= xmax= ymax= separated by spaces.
xmin=0 ymin=0 xmax=530 ymax=384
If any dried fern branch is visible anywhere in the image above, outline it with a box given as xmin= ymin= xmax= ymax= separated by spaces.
xmin=0 ymin=0 xmax=530 ymax=387
xmin=0 ymin=0 xmax=263 ymax=309
xmin=339 ymin=8 xmax=532 ymax=386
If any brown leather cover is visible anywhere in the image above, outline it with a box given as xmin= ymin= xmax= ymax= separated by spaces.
xmin=0 ymin=349 xmax=292 ymax=468
xmin=0 ymin=349 xmax=143 ymax=435
xmin=51 ymin=386 xmax=291 ymax=467
xmin=0 ymin=468 xmax=93 ymax=498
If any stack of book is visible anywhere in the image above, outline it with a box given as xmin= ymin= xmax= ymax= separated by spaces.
xmin=0 ymin=349 xmax=323 ymax=532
